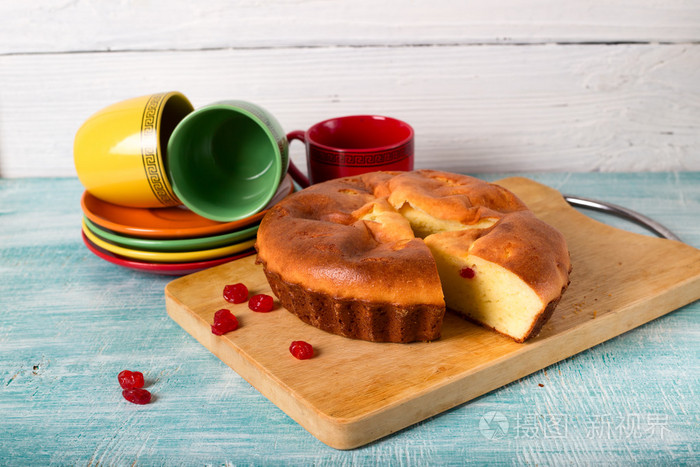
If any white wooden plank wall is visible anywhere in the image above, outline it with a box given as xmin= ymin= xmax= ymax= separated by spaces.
xmin=1 ymin=1 xmax=699 ymax=177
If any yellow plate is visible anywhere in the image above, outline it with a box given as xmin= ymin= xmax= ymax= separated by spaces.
xmin=82 ymin=220 xmax=256 ymax=263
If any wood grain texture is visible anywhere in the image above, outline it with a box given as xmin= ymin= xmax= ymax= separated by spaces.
xmin=2 ymin=0 xmax=699 ymax=54
xmin=1 ymin=44 xmax=699 ymax=177
xmin=0 ymin=173 xmax=698 ymax=463
xmin=2 ymin=1 xmax=699 ymax=178
xmin=164 ymin=177 xmax=700 ymax=449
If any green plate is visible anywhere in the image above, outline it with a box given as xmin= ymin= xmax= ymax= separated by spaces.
xmin=83 ymin=216 xmax=259 ymax=252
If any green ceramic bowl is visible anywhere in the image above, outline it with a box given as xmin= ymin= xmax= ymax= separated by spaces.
xmin=166 ymin=100 xmax=289 ymax=222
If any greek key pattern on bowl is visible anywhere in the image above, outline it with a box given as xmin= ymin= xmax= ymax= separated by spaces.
xmin=310 ymin=141 xmax=413 ymax=167
xmin=141 ymin=93 xmax=179 ymax=206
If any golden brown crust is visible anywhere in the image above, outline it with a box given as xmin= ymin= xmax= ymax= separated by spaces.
xmin=262 ymin=267 xmax=445 ymax=343
xmin=255 ymin=174 xmax=444 ymax=306
xmin=428 ymin=210 xmax=571 ymax=305
xmin=255 ymin=169 xmax=571 ymax=343
xmin=384 ymin=170 xmax=528 ymax=224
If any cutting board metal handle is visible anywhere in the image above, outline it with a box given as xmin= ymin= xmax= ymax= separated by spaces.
xmin=564 ymin=195 xmax=681 ymax=242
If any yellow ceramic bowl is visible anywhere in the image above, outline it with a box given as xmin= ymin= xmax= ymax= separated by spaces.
xmin=74 ymin=92 xmax=193 ymax=208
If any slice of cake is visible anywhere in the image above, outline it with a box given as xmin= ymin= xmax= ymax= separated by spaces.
xmin=422 ymin=211 xmax=570 ymax=342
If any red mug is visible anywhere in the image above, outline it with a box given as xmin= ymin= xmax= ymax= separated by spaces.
xmin=286 ymin=115 xmax=414 ymax=187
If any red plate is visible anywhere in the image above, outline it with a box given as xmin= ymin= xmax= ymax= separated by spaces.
xmin=81 ymin=231 xmax=255 ymax=275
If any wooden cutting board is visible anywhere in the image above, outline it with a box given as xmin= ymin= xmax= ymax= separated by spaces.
xmin=164 ymin=177 xmax=700 ymax=450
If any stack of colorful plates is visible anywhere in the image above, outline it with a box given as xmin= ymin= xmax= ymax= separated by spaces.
xmin=80 ymin=175 xmax=294 ymax=275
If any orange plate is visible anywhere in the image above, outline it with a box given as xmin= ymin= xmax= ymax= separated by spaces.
xmin=81 ymin=175 xmax=293 ymax=239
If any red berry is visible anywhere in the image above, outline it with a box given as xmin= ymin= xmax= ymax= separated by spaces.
xmin=223 ymin=283 xmax=248 ymax=304
xmin=289 ymin=340 xmax=314 ymax=360
xmin=459 ymin=267 xmax=475 ymax=279
xmin=248 ymin=294 xmax=274 ymax=312
xmin=122 ymin=388 xmax=152 ymax=405
xmin=211 ymin=309 xmax=238 ymax=335
xmin=118 ymin=370 xmax=144 ymax=389
xmin=213 ymin=308 xmax=233 ymax=324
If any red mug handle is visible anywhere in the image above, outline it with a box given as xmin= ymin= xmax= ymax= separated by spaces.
xmin=286 ymin=130 xmax=310 ymax=188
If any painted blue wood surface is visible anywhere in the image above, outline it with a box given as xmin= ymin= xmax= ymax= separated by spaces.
xmin=0 ymin=173 xmax=698 ymax=465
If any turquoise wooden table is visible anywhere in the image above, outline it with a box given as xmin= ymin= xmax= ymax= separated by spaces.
xmin=1 ymin=173 xmax=698 ymax=465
